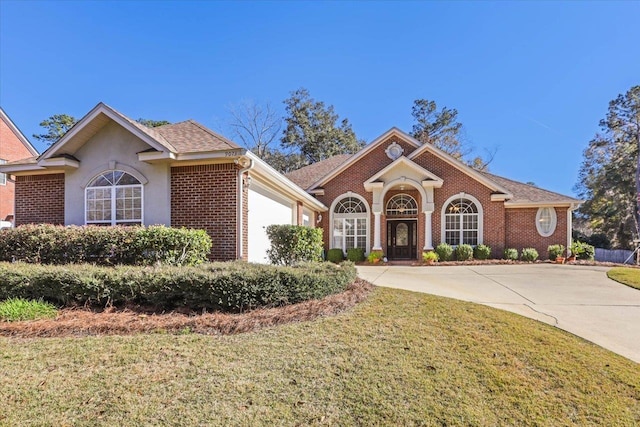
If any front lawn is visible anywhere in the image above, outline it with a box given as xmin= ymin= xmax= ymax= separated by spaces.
xmin=1 ymin=287 xmax=638 ymax=426
xmin=608 ymin=267 xmax=640 ymax=290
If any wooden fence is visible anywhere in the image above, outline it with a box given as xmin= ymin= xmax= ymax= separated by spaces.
xmin=595 ymin=248 xmax=635 ymax=264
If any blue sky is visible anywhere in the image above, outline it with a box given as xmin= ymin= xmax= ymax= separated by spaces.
xmin=1 ymin=1 xmax=638 ymax=197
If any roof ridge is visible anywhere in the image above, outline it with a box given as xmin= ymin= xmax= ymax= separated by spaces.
xmin=480 ymin=170 xmax=580 ymax=201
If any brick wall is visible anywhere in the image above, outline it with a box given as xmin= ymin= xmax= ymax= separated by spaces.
xmin=14 ymin=174 xmax=65 ymax=225
xmin=316 ymin=136 xmax=417 ymax=254
xmin=0 ymin=116 xmax=37 ymax=221
xmin=505 ymin=207 xmax=568 ymax=259
xmin=171 ymin=163 xmax=241 ymax=261
xmin=411 ymin=150 xmax=506 ymax=258
xmin=317 ymin=134 xmax=566 ymax=259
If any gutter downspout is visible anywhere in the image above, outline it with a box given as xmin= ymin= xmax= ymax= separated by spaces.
xmin=236 ymin=157 xmax=254 ymax=260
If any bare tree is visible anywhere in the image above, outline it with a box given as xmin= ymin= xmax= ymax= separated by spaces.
xmin=227 ymin=100 xmax=282 ymax=158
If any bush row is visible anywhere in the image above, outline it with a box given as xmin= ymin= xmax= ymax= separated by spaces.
xmin=0 ymin=224 xmax=212 ymax=266
xmin=0 ymin=261 xmax=357 ymax=312
xmin=428 ymin=243 xmax=540 ymax=262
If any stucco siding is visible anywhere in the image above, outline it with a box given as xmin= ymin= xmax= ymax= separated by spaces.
xmin=63 ymin=121 xmax=171 ymax=226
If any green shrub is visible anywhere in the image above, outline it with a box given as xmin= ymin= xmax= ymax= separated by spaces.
xmin=474 ymin=244 xmax=491 ymax=260
xmin=367 ymin=251 xmax=384 ymax=264
xmin=521 ymin=248 xmax=539 ymax=262
xmin=435 ymin=243 xmax=454 ymax=261
xmin=346 ymin=248 xmax=365 ymax=262
xmin=503 ymin=248 xmax=519 ymax=260
xmin=570 ymin=241 xmax=595 ymax=260
xmin=422 ymin=251 xmax=439 ymax=263
xmin=265 ymin=225 xmax=323 ymax=265
xmin=0 ymin=224 xmax=211 ymax=266
xmin=456 ymin=244 xmax=474 ymax=261
xmin=0 ymin=298 xmax=58 ymax=322
xmin=0 ymin=261 xmax=357 ymax=312
xmin=547 ymin=244 xmax=565 ymax=260
xmin=327 ymin=248 xmax=345 ymax=263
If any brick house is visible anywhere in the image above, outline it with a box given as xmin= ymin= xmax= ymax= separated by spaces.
xmin=0 ymin=103 xmax=326 ymax=262
xmin=287 ymin=128 xmax=581 ymax=260
xmin=1 ymin=103 xmax=581 ymax=262
xmin=0 ymin=108 xmax=39 ymax=226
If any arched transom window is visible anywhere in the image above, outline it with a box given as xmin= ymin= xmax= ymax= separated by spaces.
xmin=386 ymin=194 xmax=418 ymax=216
xmin=86 ymin=171 xmax=143 ymax=226
xmin=332 ymin=196 xmax=369 ymax=252
xmin=444 ymin=198 xmax=479 ymax=246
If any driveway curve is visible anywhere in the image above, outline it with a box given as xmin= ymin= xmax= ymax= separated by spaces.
xmin=357 ymin=264 xmax=640 ymax=363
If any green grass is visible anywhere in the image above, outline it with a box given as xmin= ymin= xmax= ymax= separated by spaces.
xmin=0 ymin=298 xmax=57 ymax=322
xmin=0 ymin=287 xmax=638 ymax=426
xmin=608 ymin=267 xmax=640 ymax=290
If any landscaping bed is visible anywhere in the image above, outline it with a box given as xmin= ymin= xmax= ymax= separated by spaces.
xmin=0 ymin=279 xmax=373 ymax=338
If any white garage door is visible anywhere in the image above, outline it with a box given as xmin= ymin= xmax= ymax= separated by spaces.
xmin=248 ymin=186 xmax=293 ymax=263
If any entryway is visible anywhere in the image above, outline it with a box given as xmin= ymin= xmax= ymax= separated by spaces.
xmin=386 ymin=219 xmax=417 ymax=260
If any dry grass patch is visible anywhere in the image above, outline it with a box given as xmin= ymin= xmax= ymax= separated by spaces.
xmin=0 ymin=286 xmax=638 ymax=426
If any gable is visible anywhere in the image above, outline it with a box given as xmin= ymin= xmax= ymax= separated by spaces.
xmin=308 ymin=128 xmax=421 ymax=190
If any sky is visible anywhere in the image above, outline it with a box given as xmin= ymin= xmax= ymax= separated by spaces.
xmin=1 ymin=1 xmax=638 ymax=197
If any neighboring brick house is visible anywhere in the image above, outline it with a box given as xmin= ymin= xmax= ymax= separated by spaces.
xmin=0 ymin=108 xmax=39 ymax=226
xmin=0 ymin=103 xmax=326 ymax=262
xmin=287 ymin=128 xmax=581 ymax=260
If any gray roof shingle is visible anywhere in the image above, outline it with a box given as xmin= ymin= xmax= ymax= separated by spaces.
xmin=285 ymin=154 xmax=353 ymax=190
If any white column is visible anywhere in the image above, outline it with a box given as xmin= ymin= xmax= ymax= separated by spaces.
xmin=373 ymin=212 xmax=382 ymax=250
xmin=423 ymin=211 xmax=433 ymax=250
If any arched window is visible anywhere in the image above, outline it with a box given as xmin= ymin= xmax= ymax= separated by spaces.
xmin=386 ymin=194 xmax=418 ymax=216
xmin=536 ymin=207 xmax=557 ymax=237
xmin=443 ymin=196 xmax=481 ymax=246
xmin=85 ymin=171 xmax=143 ymax=226
xmin=331 ymin=195 xmax=369 ymax=252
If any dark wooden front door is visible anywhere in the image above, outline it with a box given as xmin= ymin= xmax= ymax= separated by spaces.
xmin=387 ymin=220 xmax=417 ymax=260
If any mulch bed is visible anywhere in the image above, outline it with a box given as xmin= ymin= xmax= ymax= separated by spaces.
xmin=0 ymin=279 xmax=374 ymax=338
xmin=367 ymin=259 xmax=639 ymax=268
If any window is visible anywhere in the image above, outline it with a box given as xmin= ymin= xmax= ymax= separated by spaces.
xmin=386 ymin=194 xmax=418 ymax=216
xmin=85 ymin=171 xmax=142 ymax=225
xmin=444 ymin=197 xmax=479 ymax=246
xmin=536 ymin=207 xmax=557 ymax=237
xmin=0 ymin=159 xmax=6 ymax=185
xmin=331 ymin=195 xmax=369 ymax=252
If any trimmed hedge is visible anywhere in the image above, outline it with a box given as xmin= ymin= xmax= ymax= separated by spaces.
xmin=521 ymin=248 xmax=539 ymax=262
xmin=435 ymin=243 xmax=454 ymax=262
xmin=265 ymin=225 xmax=323 ymax=265
xmin=456 ymin=244 xmax=474 ymax=261
xmin=0 ymin=261 xmax=357 ymax=312
xmin=346 ymin=248 xmax=365 ymax=262
xmin=327 ymin=248 xmax=345 ymax=263
xmin=503 ymin=248 xmax=519 ymax=261
xmin=0 ymin=224 xmax=212 ymax=266
xmin=474 ymin=244 xmax=491 ymax=260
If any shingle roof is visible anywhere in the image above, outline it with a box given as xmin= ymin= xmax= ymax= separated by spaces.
xmin=104 ymin=104 xmax=239 ymax=153
xmin=285 ymin=154 xmax=353 ymax=190
xmin=154 ymin=120 xmax=240 ymax=153
xmin=286 ymin=154 xmax=580 ymax=205
xmin=479 ymin=171 xmax=581 ymax=205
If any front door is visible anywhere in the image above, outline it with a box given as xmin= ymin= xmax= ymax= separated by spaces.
xmin=387 ymin=220 xmax=417 ymax=260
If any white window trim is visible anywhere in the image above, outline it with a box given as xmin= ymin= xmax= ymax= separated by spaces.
xmin=84 ymin=171 xmax=144 ymax=226
xmin=386 ymin=193 xmax=418 ymax=216
xmin=440 ymin=193 xmax=483 ymax=246
xmin=536 ymin=207 xmax=557 ymax=237
xmin=0 ymin=159 xmax=6 ymax=186
xmin=330 ymin=193 xmax=370 ymax=253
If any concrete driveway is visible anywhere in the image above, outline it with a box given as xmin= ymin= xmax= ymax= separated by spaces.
xmin=357 ymin=264 xmax=640 ymax=363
